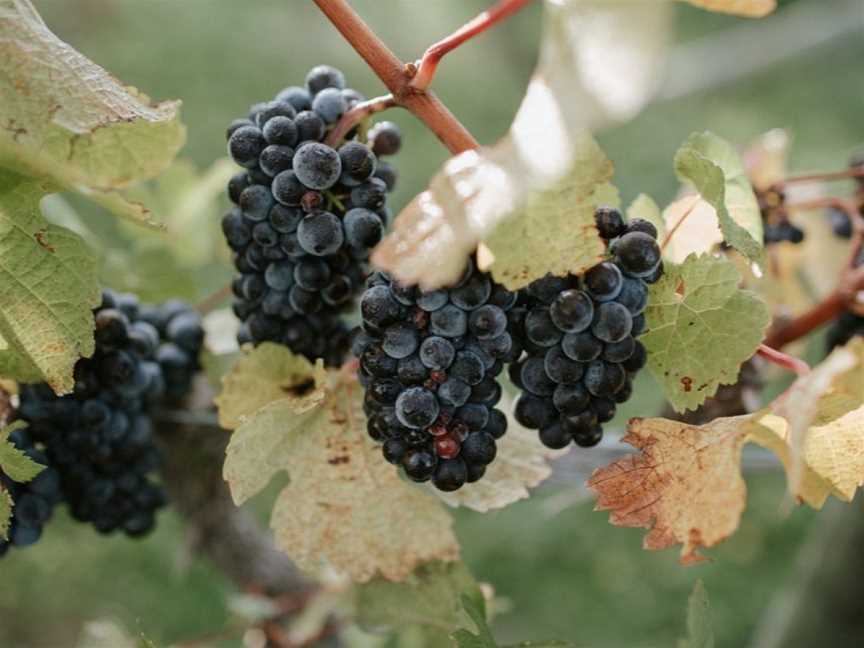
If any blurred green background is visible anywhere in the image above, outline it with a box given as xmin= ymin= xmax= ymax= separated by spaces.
xmin=2 ymin=0 xmax=862 ymax=646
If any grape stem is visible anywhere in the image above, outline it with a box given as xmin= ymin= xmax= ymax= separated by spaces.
xmin=325 ymin=93 xmax=396 ymax=147
xmin=408 ymin=0 xmax=536 ymax=91
xmin=195 ymin=283 xmax=233 ymax=315
xmin=312 ymin=0 xmax=478 ymax=154
xmin=756 ymin=344 xmax=810 ymax=375
xmin=771 ymin=167 xmax=864 ymax=187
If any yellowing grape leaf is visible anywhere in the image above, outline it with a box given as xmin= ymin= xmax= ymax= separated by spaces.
xmin=355 ymin=561 xmax=481 ymax=639
xmin=0 ymin=420 xmax=44 ymax=482
xmin=642 ymin=253 xmax=770 ymax=412
xmin=224 ymin=366 xmax=459 ymax=583
xmin=0 ymin=0 xmax=185 ymax=226
xmin=683 ymin=0 xmax=775 ymax=17
xmin=588 ymin=415 xmax=751 ymax=565
xmin=0 ymin=171 xmax=100 ymax=393
xmin=434 ymin=397 xmax=565 ymax=512
xmin=372 ymin=1 xmax=670 ymax=290
xmin=215 ymin=342 xmax=326 ymax=430
xmin=627 ymin=193 xmax=665 ymax=242
xmin=0 ymin=486 xmax=11 ymax=541
xmin=749 ymin=340 xmax=864 ymax=507
xmin=674 ymin=132 xmax=763 ymax=262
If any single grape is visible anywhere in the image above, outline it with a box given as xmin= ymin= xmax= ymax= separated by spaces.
xmin=305 ymin=65 xmax=346 ymax=94
xmin=585 ymin=262 xmax=624 ymax=302
xmin=338 ymin=142 xmax=377 ymax=186
xmin=594 ymin=206 xmax=626 ymax=239
xmin=395 ymin=387 xmax=440 ymax=429
xmin=550 ymin=289 xmax=594 ymax=333
xmin=297 ymin=211 xmax=344 ymax=256
xmin=227 ymin=126 xmax=266 ymax=168
xmin=311 ymin=87 xmax=347 ymax=124
xmin=615 ymin=232 xmax=661 ymax=277
xmin=591 ymin=302 xmax=633 ymax=344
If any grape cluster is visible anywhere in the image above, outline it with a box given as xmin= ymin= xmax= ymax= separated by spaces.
xmin=138 ymin=300 xmax=205 ymax=401
xmin=0 ymin=424 xmax=62 ymax=556
xmin=510 ymin=207 xmax=662 ymax=449
xmin=17 ymin=290 xmax=168 ymax=538
xmin=354 ymin=263 xmax=518 ymax=491
xmin=224 ymin=64 xmax=401 ymax=366
xmin=759 ymin=187 xmax=804 ymax=245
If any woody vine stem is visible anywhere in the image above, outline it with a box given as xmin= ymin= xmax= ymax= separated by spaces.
xmin=313 ymin=0 xmax=535 ymax=154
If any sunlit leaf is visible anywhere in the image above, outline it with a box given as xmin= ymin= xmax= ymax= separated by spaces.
xmin=215 ymin=342 xmax=326 ymax=431
xmin=683 ymin=0 xmax=776 ymax=18
xmin=373 ymin=1 xmax=670 ymax=290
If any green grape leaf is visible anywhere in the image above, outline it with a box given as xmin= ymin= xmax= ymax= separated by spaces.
xmin=642 ymin=253 xmax=770 ymax=412
xmin=0 ymin=171 xmax=100 ymax=393
xmin=673 ymin=132 xmax=763 ymax=261
xmin=224 ymin=366 xmax=459 ymax=582
xmin=677 ymin=580 xmax=714 ymax=648
xmin=355 ymin=562 xmax=481 ymax=636
xmin=372 ymin=2 xmax=670 ymax=290
xmin=0 ymin=0 xmax=185 ymax=226
xmin=434 ymin=395 xmax=564 ymax=512
xmin=0 ymin=485 xmax=11 ymax=541
xmin=215 ymin=342 xmax=326 ymax=431
xmin=452 ymin=593 xmax=574 ymax=648
xmin=0 ymin=420 xmax=45 ymax=483
xmin=627 ymin=193 xmax=665 ymax=242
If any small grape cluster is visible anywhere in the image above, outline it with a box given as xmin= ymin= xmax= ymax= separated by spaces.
xmin=759 ymin=187 xmax=804 ymax=245
xmin=826 ymin=246 xmax=864 ymax=352
xmin=223 ymin=64 xmax=400 ymax=366
xmin=0 ymin=424 xmax=62 ymax=556
xmin=17 ymin=290 xmax=168 ymax=538
xmin=510 ymin=207 xmax=661 ymax=449
xmin=825 ymin=153 xmax=864 ymax=239
xmin=354 ymin=263 xmax=518 ymax=491
xmin=139 ymin=300 xmax=205 ymax=401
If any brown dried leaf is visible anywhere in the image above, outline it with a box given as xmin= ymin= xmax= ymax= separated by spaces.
xmin=588 ymin=416 xmax=751 ymax=565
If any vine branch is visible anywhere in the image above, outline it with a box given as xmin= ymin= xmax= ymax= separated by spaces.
xmin=757 ymin=344 xmax=810 ymax=375
xmin=325 ymin=94 xmax=396 ymax=147
xmin=409 ymin=0 xmax=536 ymax=91
xmin=312 ymin=0 xmax=478 ymax=155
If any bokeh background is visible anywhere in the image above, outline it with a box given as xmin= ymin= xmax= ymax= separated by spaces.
xmin=2 ymin=0 xmax=863 ymax=646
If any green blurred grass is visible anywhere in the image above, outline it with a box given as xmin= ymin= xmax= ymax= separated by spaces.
xmin=4 ymin=0 xmax=861 ymax=646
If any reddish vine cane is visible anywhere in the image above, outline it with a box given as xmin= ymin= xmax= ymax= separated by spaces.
xmin=313 ymin=0 xmax=536 ymax=154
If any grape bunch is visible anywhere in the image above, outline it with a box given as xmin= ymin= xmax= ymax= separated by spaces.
xmin=354 ymin=262 xmax=518 ymax=491
xmin=826 ymin=246 xmax=864 ymax=352
xmin=510 ymin=207 xmax=661 ymax=449
xmin=224 ymin=64 xmax=401 ymax=366
xmin=759 ymin=187 xmax=804 ymax=245
xmin=138 ymin=300 xmax=205 ymax=401
xmin=0 ymin=424 xmax=62 ymax=556
xmin=825 ymin=153 xmax=864 ymax=239
xmin=17 ymin=290 xmax=168 ymax=538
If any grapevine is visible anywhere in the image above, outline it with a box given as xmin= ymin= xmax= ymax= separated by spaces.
xmin=4 ymin=1 xmax=864 ymax=646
